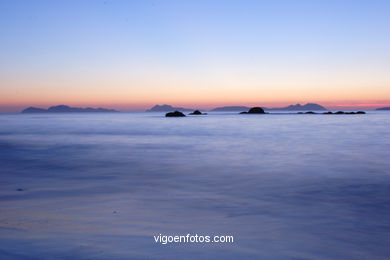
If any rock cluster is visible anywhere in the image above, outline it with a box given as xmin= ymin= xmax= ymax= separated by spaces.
xmin=297 ymin=111 xmax=366 ymax=115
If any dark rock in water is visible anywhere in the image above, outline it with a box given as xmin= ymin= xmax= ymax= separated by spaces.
xmin=302 ymin=110 xmax=364 ymax=115
xmin=189 ymin=110 xmax=204 ymax=115
xmin=248 ymin=107 xmax=265 ymax=114
xmin=165 ymin=111 xmax=186 ymax=117
xmin=16 ymin=188 xmax=24 ymax=191
xmin=239 ymin=107 xmax=265 ymax=114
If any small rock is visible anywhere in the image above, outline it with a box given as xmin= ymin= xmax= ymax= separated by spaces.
xmin=240 ymin=107 xmax=265 ymax=114
xmin=189 ymin=110 xmax=204 ymax=115
xmin=248 ymin=107 xmax=265 ymax=114
xmin=165 ymin=111 xmax=186 ymax=117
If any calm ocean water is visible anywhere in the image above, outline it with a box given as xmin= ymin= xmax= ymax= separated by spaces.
xmin=1 ymin=111 xmax=390 ymax=259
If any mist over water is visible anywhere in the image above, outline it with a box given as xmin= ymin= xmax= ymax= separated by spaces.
xmin=1 ymin=112 xmax=390 ymax=259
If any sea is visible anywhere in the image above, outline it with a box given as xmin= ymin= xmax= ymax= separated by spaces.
xmin=0 ymin=111 xmax=390 ymax=259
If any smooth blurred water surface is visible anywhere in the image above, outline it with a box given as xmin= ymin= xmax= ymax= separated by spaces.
xmin=1 ymin=111 xmax=390 ymax=259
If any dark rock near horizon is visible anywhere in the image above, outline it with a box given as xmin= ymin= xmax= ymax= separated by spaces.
xmin=248 ymin=107 xmax=265 ymax=114
xmin=22 ymin=105 xmax=117 ymax=113
xmin=146 ymin=104 xmax=193 ymax=112
xmin=376 ymin=107 xmax=390 ymax=110
xmin=165 ymin=111 xmax=186 ymax=117
xmin=189 ymin=110 xmax=205 ymax=115
xmin=240 ymin=107 xmax=265 ymax=114
xmin=338 ymin=111 xmax=364 ymax=114
xmin=316 ymin=111 xmax=365 ymax=115
xmin=299 ymin=110 xmax=365 ymax=115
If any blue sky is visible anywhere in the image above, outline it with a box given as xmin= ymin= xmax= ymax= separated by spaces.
xmin=1 ymin=0 xmax=390 ymax=111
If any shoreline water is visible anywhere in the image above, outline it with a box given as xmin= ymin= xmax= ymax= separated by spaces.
xmin=1 ymin=112 xmax=390 ymax=259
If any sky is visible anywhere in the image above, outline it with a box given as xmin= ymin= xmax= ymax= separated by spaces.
xmin=1 ymin=0 xmax=390 ymax=112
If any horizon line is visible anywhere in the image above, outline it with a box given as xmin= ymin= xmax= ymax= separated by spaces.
xmin=1 ymin=101 xmax=390 ymax=113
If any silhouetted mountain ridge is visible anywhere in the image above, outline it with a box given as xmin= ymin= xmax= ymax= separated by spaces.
xmin=146 ymin=104 xmax=193 ymax=112
xmin=376 ymin=107 xmax=390 ymax=110
xmin=22 ymin=105 xmax=118 ymax=113
xmin=211 ymin=103 xmax=326 ymax=111
xmin=268 ymin=103 xmax=326 ymax=111
xmin=211 ymin=106 xmax=250 ymax=111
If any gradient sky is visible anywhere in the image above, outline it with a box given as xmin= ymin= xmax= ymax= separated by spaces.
xmin=1 ymin=0 xmax=390 ymax=112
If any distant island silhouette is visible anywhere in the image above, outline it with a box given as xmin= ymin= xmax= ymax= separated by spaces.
xmin=22 ymin=105 xmax=118 ymax=113
xmin=211 ymin=106 xmax=251 ymax=112
xmin=267 ymin=103 xmax=326 ymax=111
xmin=152 ymin=103 xmax=327 ymax=112
xmin=212 ymin=104 xmax=327 ymax=111
xmin=146 ymin=104 xmax=193 ymax=112
xmin=376 ymin=107 xmax=390 ymax=110
xmin=152 ymin=103 xmax=328 ymax=112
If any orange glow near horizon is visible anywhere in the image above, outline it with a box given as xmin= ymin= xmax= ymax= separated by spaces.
xmin=1 ymin=67 xmax=390 ymax=112
xmin=1 ymin=46 xmax=390 ymax=112
xmin=1 ymin=97 xmax=390 ymax=113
